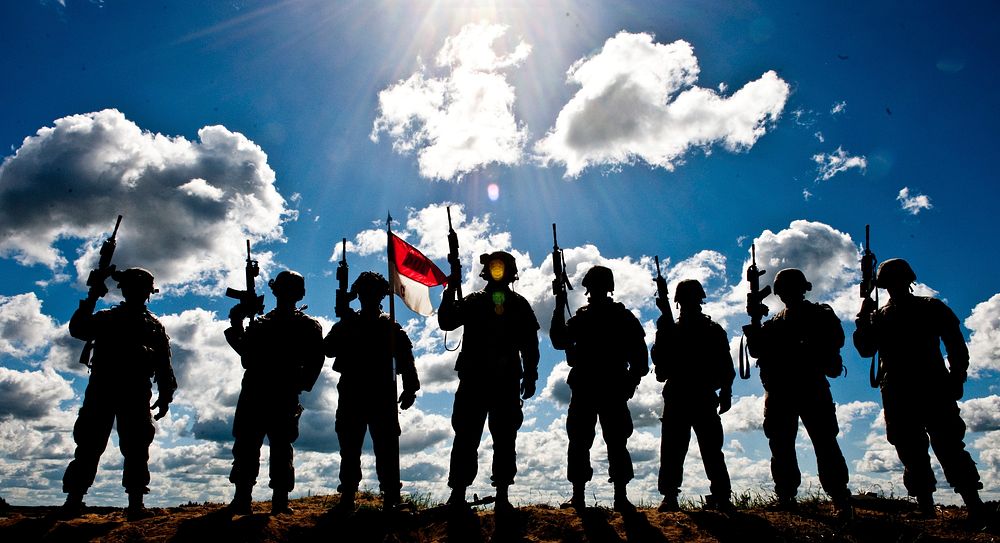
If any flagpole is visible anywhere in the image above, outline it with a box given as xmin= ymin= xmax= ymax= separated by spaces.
xmin=387 ymin=212 xmax=398 ymax=405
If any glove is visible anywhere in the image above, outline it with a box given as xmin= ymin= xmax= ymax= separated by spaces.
xmin=228 ymin=304 xmax=246 ymax=325
xmin=520 ymin=379 xmax=536 ymax=400
xmin=398 ymin=390 xmax=416 ymax=410
xmin=856 ymin=297 xmax=877 ymax=319
xmin=718 ymin=391 xmax=732 ymax=415
xmin=151 ymin=395 xmax=171 ymax=421
xmin=88 ymin=282 xmax=109 ymax=300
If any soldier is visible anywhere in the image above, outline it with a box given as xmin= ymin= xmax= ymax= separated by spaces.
xmin=438 ymin=251 xmax=540 ymax=511
xmin=743 ymin=268 xmax=853 ymax=518
xmin=853 ymin=258 xmax=986 ymax=524
xmin=61 ymin=267 xmax=176 ymax=521
xmin=652 ymin=279 xmax=734 ymax=513
xmin=225 ymin=270 xmax=324 ymax=515
xmin=550 ymin=265 xmax=648 ymax=512
xmin=324 ymin=271 xmax=420 ymax=513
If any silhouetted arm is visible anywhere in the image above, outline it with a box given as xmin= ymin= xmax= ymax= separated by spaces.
xmin=393 ymin=322 xmax=420 ymax=395
xmin=937 ymin=300 xmax=970 ymax=375
xmin=68 ymin=295 xmax=100 ymax=341
xmin=624 ymin=310 xmax=649 ymax=385
xmin=549 ymin=309 xmax=573 ymax=351
xmin=651 ymin=315 xmax=676 ymax=382
xmin=852 ymin=311 xmax=878 ymax=358
xmin=299 ymin=318 xmax=325 ymax=393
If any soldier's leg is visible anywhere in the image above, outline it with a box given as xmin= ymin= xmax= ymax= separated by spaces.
xmin=658 ymin=400 xmax=692 ymax=497
xmin=763 ymin=391 xmax=801 ymax=500
xmin=693 ymin=403 xmax=732 ymax=501
xmin=116 ymin=390 xmax=156 ymax=496
xmin=883 ymin=389 xmax=936 ymax=497
xmin=566 ymin=393 xmax=598 ymax=485
xmin=229 ymin=396 xmax=267 ymax=490
xmin=335 ymin=398 xmax=367 ymax=494
xmin=63 ymin=384 xmax=115 ymax=496
xmin=448 ymin=380 xmax=489 ymax=491
xmin=925 ymin=397 xmax=982 ymax=495
xmin=267 ymin=404 xmax=301 ymax=493
xmin=487 ymin=379 xmax=524 ymax=488
xmin=799 ymin=387 xmax=850 ymax=501
xmin=599 ymin=398 xmax=635 ymax=484
xmin=370 ymin=403 xmax=402 ymax=501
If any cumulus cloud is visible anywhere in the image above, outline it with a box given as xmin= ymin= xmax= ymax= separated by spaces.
xmin=0 ymin=367 xmax=74 ymax=420
xmin=371 ymin=22 xmax=531 ymax=181
xmin=722 ymin=394 xmax=764 ymax=434
xmin=812 ymin=146 xmax=867 ymax=181
xmin=534 ymin=32 xmax=789 ymax=178
xmin=966 ymin=293 xmax=1000 ymax=377
xmin=959 ymin=395 xmax=1000 ymax=432
xmin=896 ymin=187 xmax=933 ymax=215
xmin=0 ymin=109 xmax=290 ymax=294
xmin=0 ymin=293 xmax=61 ymax=358
xmin=830 ymin=101 xmax=847 ymax=115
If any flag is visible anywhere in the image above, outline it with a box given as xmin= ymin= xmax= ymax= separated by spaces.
xmin=389 ymin=232 xmax=448 ymax=316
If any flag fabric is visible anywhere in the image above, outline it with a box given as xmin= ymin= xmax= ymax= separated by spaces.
xmin=389 ymin=232 xmax=448 ymax=316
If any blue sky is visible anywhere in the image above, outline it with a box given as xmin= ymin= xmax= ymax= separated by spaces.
xmin=2 ymin=0 xmax=999 ymax=508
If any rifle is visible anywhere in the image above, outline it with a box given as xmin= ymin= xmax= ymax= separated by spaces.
xmin=446 ymin=207 xmax=463 ymax=301
xmin=225 ymin=240 xmax=265 ymax=319
xmin=654 ymin=255 xmax=673 ymax=325
xmin=79 ymin=215 xmax=122 ymax=368
xmin=860 ymin=225 xmax=882 ymax=388
xmin=739 ymin=244 xmax=771 ymax=379
xmin=335 ymin=238 xmax=355 ymax=318
xmin=552 ymin=223 xmax=573 ymax=318
xmin=85 ymin=214 xmax=123 ymax=294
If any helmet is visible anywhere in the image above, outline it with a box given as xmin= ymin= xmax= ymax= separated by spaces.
xmin=581 ymin=265 xmax=614 ymax=294
xmin=351 ymin=271 xmax=390 ymax=298
xmin=268 ymin=270 xmax=305 ymax=300
xmin=112 ymin=267 xmax=158 ymax=293
xmin=772 ymin=268 xmax=811 ymax=297
xmin=673 ymin=279 xmax=706 ymax=304
xmin=479 ymin=251 xmax=518 ymax=283
xmin=876 ymin=258 xmax=916 ymax=288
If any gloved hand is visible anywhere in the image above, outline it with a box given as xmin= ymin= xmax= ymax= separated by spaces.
xmin=151 ymin=395 xmax=171 ymax=421
xmin=718 ymin=391 xmax=732 ymax=415
xmin=88 ymin=282 xmax=109 ymax=300
xmin=398 ymin=389 xmax=417 ymax=410
xmin=856 ymin=297 xmax=877 ymax=320
xmin=228 ymin=304 xmax=246 ymax=326
xmin=520 ymin=379 xmax=536 ymax=400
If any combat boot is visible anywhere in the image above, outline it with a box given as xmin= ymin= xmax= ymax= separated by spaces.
xmin=560 ymin=483 xmax=585 ymax=510
xmin=447 ymin=486 xmax=468 ymax=510
xmin=270 ymin=489 xmax=293 ymax=515
xmin=657 ymin=493 xmax=680 ymax=513
xmin=228 ymin=485 xmax=253 ymax=516
xmin=126 ymin=493 xmax=154 ymax=521
xmin=59 ymin=492 xmax=86 ymax=519
xmin=382 ymin=491 xmax=400 ymax=513
xmin=333 ymin=489 xmax=356 ymax=515
xmin=916 ymin=493 xmax=936 ymax=518
xmin=832 ymin=493 xmax=854 ymax=522
xmin=613 ymin=481 xmax=635 ymax=513
xmin=705 ymin=494 xmax=734 ymax=513
xmin=960 ymin=489 xmax=989 ymax=530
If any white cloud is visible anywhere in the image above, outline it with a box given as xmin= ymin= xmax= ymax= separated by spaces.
xmin=813 ymin=131 xmax=824 ymax=143
xmin=896 ymin=187 xmax=933 ymax=215
xmin=534 ymin=32 xmax=789 ymax=178
xmin=0 ymin=109 xmax=291 ymax=294
xmin=966 ymin=293 xmax=1000 ymax=377
xmin=959 ymin=395 xmax=1000 ymax=432
xmin=722 ymin=394 xmax=764 ymax=434
xmin=830 ymin=101 xmax=847 ymax=115
xmin=0 ymin=366 xmax=74 ymax=420
xmin=0 ymin=293 xmax=60 ymax=358
xmin=836 ymin=400 xmax=879 ymax=434
xmin=371 ymin=22 xmax=531 ymax=181
xmin=812 ymin=146 xmax=867 ymax=181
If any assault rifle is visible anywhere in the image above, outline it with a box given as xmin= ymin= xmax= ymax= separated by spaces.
xmin=85 ymin=214 xmax=123 ymax=296
xmin=739 ymin=244 xmax=771 ymax=379
xmin=335 ymin=238 xmax=355 ymax=318
xmin=446 ymin=207 xmax=462 ymax=300
xmin=860 ymin=225 xmax=882 ymax=388
xmin=225 ymin=240 xmax=265 ymax=319
xmin=552 ymin=223 xmax=573 ymax=318
xmin=654 ymin=255 xmax=673 ymax=325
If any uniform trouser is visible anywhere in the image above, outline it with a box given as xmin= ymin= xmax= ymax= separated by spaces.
xmin=336 ymin=395 xmax=401 ymax=495
xmin=658 ymin=394 xmax=730 ymax=498
xmin=882 ymin=385 xmax=982 ymax=496
xmin=763 ymin=386 xmax=849 ymax=500
xmin=229 ymin=391 xmax=301 ymax=492
xmin=448 ymin=376 xmax=523 ymax=489
xmin=566 ymin=390 xmax=635 ymax=484
xmin=63 ymin=381 xmax=155 ymax=495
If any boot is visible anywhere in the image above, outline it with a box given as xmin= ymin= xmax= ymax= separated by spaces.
xmin=228 ymin=485 xmax=253 ymax=516
xmin=382 ymin=491 xmax=400 ymax=513
xmin=447 ymin=486 xmax=468 ymax=510
xmin=832 ymin=493 xmax=854 ymax=522
xmin=333 ymin=489 xmax=356 ymax=515
xmin=657 ymin=493 xmax=680 ymax=513
xmin=768 ymin=495 xmax=797 ymax=512
xmin=916 ymin=493 xmax=936 ymax=518
xmin=960 ymin=489 xmax=989 ymax=530
xmin=560 ymin=483 xmax=585 ymax=510
xmin=126 ymin=492 xmax=154 ymax=521
xmin=613 ymin=481 xmax=635 ymax=513
xmin=270 ymin=489 xmax=293 ymax=515
xmin=59 ymin=492 xmax=86 ymax=519
xmin=705 ymin=494 xmax=734 ymax=513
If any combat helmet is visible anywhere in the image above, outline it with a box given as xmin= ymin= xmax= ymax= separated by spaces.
xmin=876 ymin=258 xmax=916 ymax=288
xmin=268 ymin=270 xmax=305 ymax=301
xmin=581 ymin=265 xmax=614 ymax=294
xmin=351 ymin=271 xmax=391 ymax=298
xmin=479 ymin=251 xmax=518 ymax=283
xmin=111 ymin=267 xmax=158 ymax=294
xmin=673 ymin=279 xmax=706 ymax=304
xmin=772 ymin=268 xmax=812 ymax=297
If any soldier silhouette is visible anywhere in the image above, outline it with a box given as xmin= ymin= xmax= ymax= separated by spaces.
xmin=652 ymin=279 xmax=734 ymax=513
xmin=324 ymin=271 xmax=420 ymax=513
xmin=61 ymin=267 xmax=176 ymax=521
xmin=225 ymin=271 xmax=324 ymax=515
xmin=854 ymin=258 xmax=987 ymax=525
xmin=743 ymin=268 xmax=853 ymax=519
xmin=550 ymin=265 xmax=648 ymax=512
xmin=438 ymin=251 xmax=540 ymax=512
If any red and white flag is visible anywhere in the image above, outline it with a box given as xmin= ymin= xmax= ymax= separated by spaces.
xmin=389 ymin=232 xmax=448 ymax=316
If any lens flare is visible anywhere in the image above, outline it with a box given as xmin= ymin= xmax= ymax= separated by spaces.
xmin=487 ymin=183 xmax=500 ymax=201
